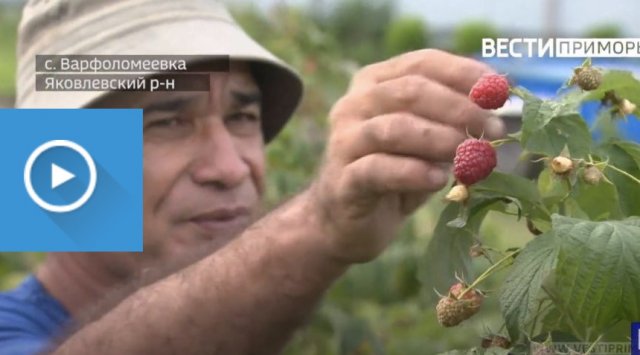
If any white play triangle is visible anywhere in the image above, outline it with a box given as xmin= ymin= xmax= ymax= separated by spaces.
xmin=51 ymin=163 xmax=75 ymax=189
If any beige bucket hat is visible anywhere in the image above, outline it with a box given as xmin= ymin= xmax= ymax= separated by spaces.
xmin=15 ymin=0 xmax=304 ymax=142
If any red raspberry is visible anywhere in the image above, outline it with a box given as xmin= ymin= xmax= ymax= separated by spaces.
xmin=469 ymin=74 xmax=510 ymax=109
xmin=453 ymin=139 xmax=497 ymax=185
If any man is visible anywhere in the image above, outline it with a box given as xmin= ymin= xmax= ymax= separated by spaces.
xmin=1 ymin=0 xmax=503 ymax=354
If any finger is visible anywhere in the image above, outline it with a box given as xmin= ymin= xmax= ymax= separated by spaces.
xmin=334 ymin=75 xmax=493 ymax=135
xmin=340 ymin=112 xmax=466 ymax=162
xmin=342 ymin=153 xmax=449 ymax=197
xmin=400 ymin=191 xmax=431 ymax=216
xmin=483 ymin=115 xmax=506 ymax=140
xmin=352 ymin=49 xmax=494 ymax=94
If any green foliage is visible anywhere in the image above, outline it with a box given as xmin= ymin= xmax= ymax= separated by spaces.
xmin=499 ymin=232 xmax=558 ymax=342
xmin=584 ymin=24 xmax=623 ymax=38
xmin=0 ymin=6 xmax=19 ymax=97
xmin=316 ymin=0 xmax=396 ymax=64
xmin=383 ymin=16 xmax=429 ymax=57
xmin=427 ymin=61 xmax=640 ymax=352
xmin=418 ymin=203 xmax=481 ymax=304
xmin=553 ymin=216 xmax=640 ymax=338
xmin=453 ymin=21 xmax=499 ymax=55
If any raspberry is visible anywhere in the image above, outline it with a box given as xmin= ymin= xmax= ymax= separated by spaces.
xmin=469 ymin=74 xmax=510 ymax=109
xmin=448 ymin=282 xmax=483 ymax=318
xmin=435 ymin=296 xmax=467 ymax=327
xmin=573 ymin=67 xmax=602 ymax=91
xmin=481 ymin=335 xmax=511 ymax=349
xmin=453 ymin=139 xmax=497 ymax=185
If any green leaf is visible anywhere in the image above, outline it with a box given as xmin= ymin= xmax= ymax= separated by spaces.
xmin=622 ymin=217 xmax=640 ymax=228
xmin=524 ymin=114 xmax=592 ymax=158
xmin=570 ymin=175 xmax=623 ymax=220
xmin=584 ymin=70 xmax=640 ymax=106
xmin=473 ymin=172 xmax=539 ymax=204
xmin=472 ymin=172 xmax=550 ymax=222
xmin=517 ymin=86 xmax=584 ymax=144
xmin=419 ymin=202 xmax=492 ymax=303
xmin=515 ymin=85 xmax=592 ymax=158
xmin=499 ymin=232 xmax=560 ymax=342
xmin=552 ymin=215 xmax=640 ymax=335
xmin=537 ymin=168 xmax=570 ymax=212
xmin=598 ymin=141 xmax=640 ymax=216
xmin=611 ymin=140 xmax=640 ymax=167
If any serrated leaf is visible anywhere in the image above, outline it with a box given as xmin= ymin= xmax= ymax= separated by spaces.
xmin=499 ymin=232 xmax=560 ymax=342
xmin=552 ymin=215 xmax=640 ymax=334
xmin=524 ymin=113 xmax=592 ymax=157
xmin=519 ymin=89 xmax=584 ymax=145
xmin=419 ymin=202 xmax=491 ymax=303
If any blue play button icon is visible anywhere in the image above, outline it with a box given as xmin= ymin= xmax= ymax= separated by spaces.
xmin=51 ymin=163 xmax=75 ymax=189
xmin=24 ymin=140 xmax=97 ymax=213
xmin=0 ymin=109 xmax=143 ymax=252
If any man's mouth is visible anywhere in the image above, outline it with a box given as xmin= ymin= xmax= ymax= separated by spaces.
xmin=189 ymin=207 xmax=251 ymax=235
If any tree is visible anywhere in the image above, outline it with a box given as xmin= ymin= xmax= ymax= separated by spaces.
xmin=383 ymin=16 xmax=430 ymax=57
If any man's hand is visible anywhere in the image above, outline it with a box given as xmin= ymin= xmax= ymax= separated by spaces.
xmin=310 ymin=49 xmax=504 ymax=263
xmin=47 ymin=49 xmax=505 ymax=355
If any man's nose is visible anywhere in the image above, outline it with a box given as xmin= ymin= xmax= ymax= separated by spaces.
xmin=189 ymin=120 xmax=250 ymax=189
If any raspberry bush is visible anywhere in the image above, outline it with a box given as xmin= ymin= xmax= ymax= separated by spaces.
xmin=422 ymin=59 xmax=640 ymax=354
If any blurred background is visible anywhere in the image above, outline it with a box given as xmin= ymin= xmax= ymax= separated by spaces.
xmin=1 ymin=0 xmax=639 ymax=353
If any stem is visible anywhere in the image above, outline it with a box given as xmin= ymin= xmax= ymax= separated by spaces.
xmin=584 ymin=333 xmax=604 ymax=355
xmin=559 ymin=177 xmax=572 ymax=215
xmin=490 ymin=137 xmax=518 ymax=147
xmin=606 ymin=163 xmax=640 ymax=185
xmin=458 ymin=250 xmax=519 ymax=299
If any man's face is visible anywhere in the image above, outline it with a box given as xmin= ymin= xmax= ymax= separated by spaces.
xmin=142 ymin=66 xmax=265 ymax=259
xmin=95 ymin=63 xmax=266 ymax=272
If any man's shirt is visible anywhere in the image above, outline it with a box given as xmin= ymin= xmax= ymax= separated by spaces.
xmin=0 ymin=275 xmax=70 ymax=354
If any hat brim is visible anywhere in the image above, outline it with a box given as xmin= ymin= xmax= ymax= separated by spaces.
xmin=17 ymin=15 xmax=303 ymax=142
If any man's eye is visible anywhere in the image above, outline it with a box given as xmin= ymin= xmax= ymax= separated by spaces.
xmin=144 ymin=117 xmax=186 ymax=130
xmin=225 ymin=112 xmax=261 ymax=136
xmin=227 ymin=112 xmax=259 ymax=123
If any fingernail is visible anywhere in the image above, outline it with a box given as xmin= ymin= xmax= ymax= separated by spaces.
xmin=429 ymin=168 xmax=448 ymax=186
xmin=484 ymin=115 xmax=506 ymax=139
